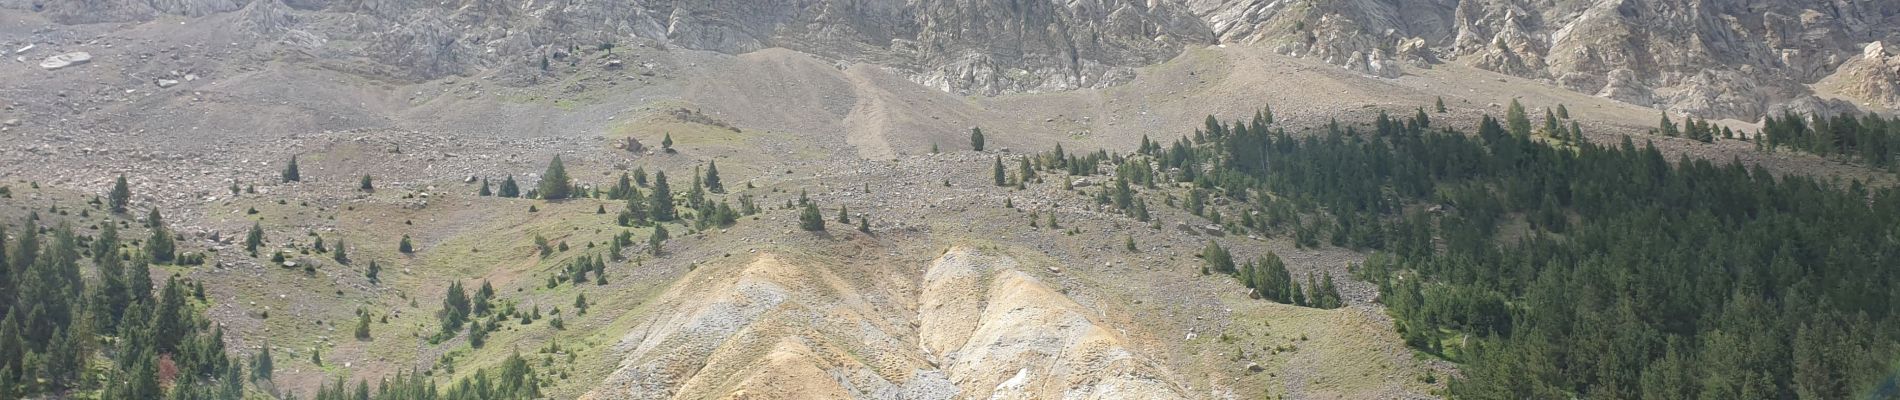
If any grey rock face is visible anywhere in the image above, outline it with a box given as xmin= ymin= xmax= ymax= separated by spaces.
xmin=1188 ymin=0 xmax=1900 ymax=119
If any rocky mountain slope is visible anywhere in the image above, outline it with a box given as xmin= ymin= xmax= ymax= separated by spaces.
xmin=1191 ymin=0 xmax=1900 ymax=118
xmin=7 ymin=0 xmax=1895 ymax=118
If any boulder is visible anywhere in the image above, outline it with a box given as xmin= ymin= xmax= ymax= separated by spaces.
xmin=39 ymin=52 xmax=92 ymax=70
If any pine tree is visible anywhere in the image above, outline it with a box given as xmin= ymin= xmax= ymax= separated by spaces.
xmin=970 ymin=127 xmax=985 ymax=151
xmin=109 ymin=175 xmax=131 ymax=214
xmin=1125 ymin=235 xmax=1137 ymax=252
xmin=499 ymin=176 xmax=521 ymax=198
xmin=251 ymin=342 xmax=273 ymax=381
xmin=366 ymin=261 xmax=381 ymax=283
xmin=331 ymin=239 xmax=348 ymax=264
xmin=359 ymin=175 xmax=374 ymax=191
xmin=649 ymin=225 xmax=668 ymax=256
xmin=704 ymin=160 xmax=723 ymax=193
xmin=1435 ymin=96 xmax=1447 ymax=113
xmin=1202 ymin=241 xmax=1235 ymax=274
xmin=398 ymin=234 xmax=413 ymax=254
xmin=145 ymin=208 xmax=175 ymax=263
xmin=1506 ymin=98 xmax=1531 ymax=137
xmin=1659 ymin=112 xmax=1680 ymax=137
xmin=858 ymin=217 xmax=870 ymax=234
xmin=539 ymin=155 xmax=572 ymax=200
xmin=479 ymin=178 xmax=493 ymax=196
xmin=650 ymin=171 xmax=676 ymax=221
xmin=354 ymin=312 xmax=371 ymax=340
xmin=662 ymin=133 xmax=675 ymax=152
xmin=282 ymin=155 xmax=301 ymax=182
xmin=245 ymin=222 xmax=265 ymax=256
xmin=837 ymin=205 xmax=850 ymax=224
xmin=1415 ymin=107 xmax=1431 ymax=129
xmin=993 ymin=157 xmax=1007 ymax=186
xmin=799 ymin=203 xmax=826 ymax=231
xmin=441 ymin=281 xmax=470 ymax=335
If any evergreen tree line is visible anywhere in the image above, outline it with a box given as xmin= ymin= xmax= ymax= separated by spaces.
xmin=0 ymin=210 xmax=245 ymax=398
xmin=1172 ymin=106 xmax=1899 ymax=399
xmin=1758 ymin=110 xmax=1900 ymax=169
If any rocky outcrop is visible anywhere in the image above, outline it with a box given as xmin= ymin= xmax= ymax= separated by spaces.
xmin=20 ymin=0 xmax=1214 ymax=95
xmin=1186 ymin=0 xmax=1900 ymax=119
xmin=585 ymin=248 xmax=1187 ymax=400
xmin=1824 ymin=42 xmax=1900 ymax=111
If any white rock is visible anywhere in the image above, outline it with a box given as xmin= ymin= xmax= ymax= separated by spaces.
xmin=39 ymin=52 xmax=91 ymax=70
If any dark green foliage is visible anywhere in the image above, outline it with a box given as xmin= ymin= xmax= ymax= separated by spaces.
xmin=970 ymin=127 xmax=985 ymax=151
xmin=662 ymin=133 xmax=675 ymax=152
xmin=498 ymin=176 xmax=521 ymax=198
xmin=705 ymin=160 xmax=724 ymax=193
xmin=650 ymin=171 xmax=676 ymax=221
xmin=109 ymin=175 xmax=131 ymax=214
xmin=479 ymin=178 xmax=493 ymax=196
xmin=858 ymin=217 xmax=870 ymax=234
xmin=145 ymin=208 xmax=175 ymax=263
xmin=1435 ymin=96 xmax=1447 ymax=113
xmin=799 ymin=202 xmax=826 ymax=231
xmin=649 ymin=225 xmax=669 ymax=256
xmin=332 ymin=238 xmax=349 ymax=264
xmin=367 ymin=260 xmax=381 ymax=283
xmin=1506 ymin=98 xmax=1531 ymax=137
xmin=1172 ymin=106 xmax=1900 ymax=399
xmin=360 ymin=174 xmax=374 ymax=191
xmin=993 ymin=157 xmax=1007 ymax=186
xmin=1758 ymin=111 xmax=1898 ymax=168
xmin=246 ymin=222 xmax=265 ymax=256
xmin=1201 ymin=241 xmax=1235 ymax=275
xmin=439 ymin=281 xmax=470 ymax=338
xmin=837 ymin=205 xmax=850 ymax=224
xmin=398 ymin=234 xmax=413 ymax=254
xmin=538 ymin=155 xmax=572 ymax=200
xmin=355 ymin=311 xmax=371 ymax=340
xmin=283 ymin=155 xmax=301 ymax=182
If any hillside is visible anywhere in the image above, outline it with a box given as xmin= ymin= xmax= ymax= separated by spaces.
xmin=0 ymin=1 xmax=1897 ymax=399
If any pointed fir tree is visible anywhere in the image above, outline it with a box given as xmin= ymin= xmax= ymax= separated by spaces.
xmin=799 ymin=203 xmax=826 ymax=231
xmin=662 ymin=133 xmax=675 ymax=152
xmin=650 ymin=171 xmax=676 ymax=221
xmin=479 ymin=178 xmax=493 ymax=196
xmin=1506 ymin=98 xmax=1531 ymax=137
xmin=109 ymin=175 xmax=131 ymax=214
xmin=649 ymin=225 xmax=669 ymax=256
xmin=704 ymin=160 xmax=724 ymax=193
xmin=498 ymin=176 xmax=521 ymax=198
xmin=538 ymin=155 xmax=572 ymax=200
xmin=1435 ymin=96 xmax=1447 ymax=113
xmin=359 ymin=174 xmax=374 ymax=191
xmin=837 ymin=205 xmax=850 ymax=224
xmin=398 ymin=234 xmax=413 ymax=254
xmin=993 ymin=157 xmax=1007 ymax=186
xmin=970 ymin=127 xmax=985 ymax=151
xmin=282 ymin=155 xmax=301 ymax=182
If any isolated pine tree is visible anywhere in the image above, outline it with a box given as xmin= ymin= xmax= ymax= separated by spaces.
xmin=359 ymin=175 xmax=374 ymax=191
xmin=704 ymin=160 xmax=724 ymax=193
xmin=970 ymin=127 xmax=985 ymax=151
xmin=109 ymin=175 xmax=131 ymax=214
xmin=650 ymin=171 xmax=676 ymax=221
xmin=858 ymin=217 xmax=870 ymax=233
xmin=354 ymin=312 xmax=371 ymax=340
xmin=837 ymin=205 xmax=850 ymax=224
xmin=649 ymin=225 xmax=669 ymax=256
xmin=246 ymin=222 xmax=265 ymax=256
xmin=539 ymin=155 xmax=572 ymax=200
xmin=282 ymin=155 xmax=301 ymax=182
xmin=799 ymin=203 xmax=826 ymax=231
xmin=479 ymin=178 xmax=493 ymax=196
xmin=1435 ymin=96 xmax=1447 ymax=113
xmin=499 ymin=176 xmax=521 ymax=198
xmin=398 ymin=234 xmax=413 ymax=253
xmin=661 ymin=133 xmax=675 ymax=153
xmin=331 ymin=240 xmax=348 ymax=264
xmin=1506 ymin=98 xmax=1531 ymax=137
xmin=993 ymin=157 xmax=1007 ymax=186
